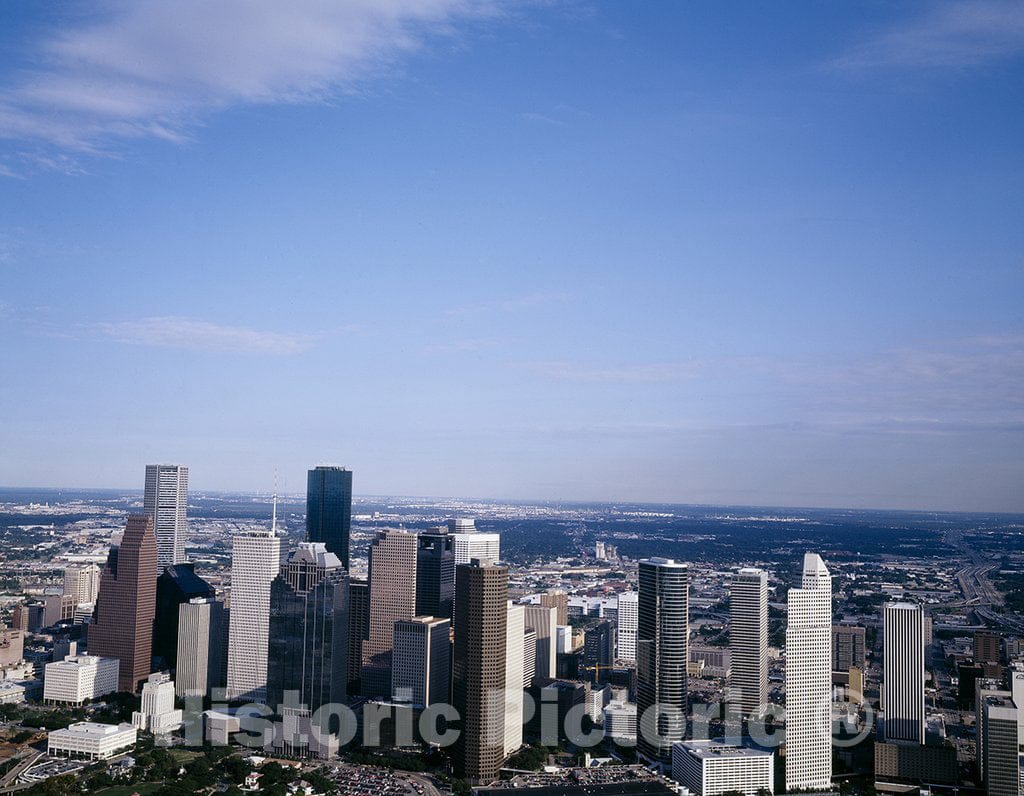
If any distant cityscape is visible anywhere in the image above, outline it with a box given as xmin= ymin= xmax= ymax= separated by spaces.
xmin=1 ymin=469 xmax=1023 ymax=795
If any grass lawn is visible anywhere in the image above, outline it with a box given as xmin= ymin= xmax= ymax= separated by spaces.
xmin=167 ymin=748 xmax=202 ymax=764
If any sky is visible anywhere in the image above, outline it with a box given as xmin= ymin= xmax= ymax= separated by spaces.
xmin=1 ymin=1 xmax=1022 ymax=511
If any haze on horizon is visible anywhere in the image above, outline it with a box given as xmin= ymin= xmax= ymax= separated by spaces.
xmin=1 ymin=3 xmax=1022 ymax=513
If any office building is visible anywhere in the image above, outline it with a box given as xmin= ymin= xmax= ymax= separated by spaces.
xmin=132 ymin=672 xmax=183 ymax=733
xmin=637 ymin=558 xmax=689 ymax=764
xmin=504 ymin=603 xmax=525 ymax=755
xmin=874 ymin=741 xmax=957 ymax=786
xmin=176 ymin=597 xmax=227 ymax=698
xmin=48 ymin=722 xmax=137 ymax=760
xmin=540 ymin=590 xmax=569 ymax=626
xmin=362 ymin=530 xmax=418 ymax=698
xmin=392 ymin=616 xmax=451 ymax=707
xmin=43 ymin=593 xmax=76 ymax=627
xmin=617 ymin=591 xmax=638 ymax=663
xmin=730 ymin=568 xmax=768 ymax=720
xmin=266 ymin=542 xmax=350 ymax=712
xmin=975 ymin=630 xmax=1002 ymax=666
xmin=583 ymin=619 xmax=615 ymax=684
xmin=225 ymin=528 xmax=281 ymax=702
xmin=979 ymin=690 xmax=1021 ymax=796
xmin=0 ymin=627 xmax=24 ymax=666
xmin=882 ymin=602 xmax=925 ymax=745
xmin=153 ymin=563 xmax=214 ymax=670
xmin=604 ymin=700 xmax=638 ymax=744
xmin=524 ymin=604 xmax=558 ymax=682
xmin=785 ymin=552 xmax=833 ymax=792
xmin=522 ymin=629 xmax=537 ymax=689
xmin=833 ymin=625 xmax=867 ymax=672
xmin=144 ymin=464 xmax=189 ymax=569
xmin=672 ymin=740 xmax=774 ymax=796
xmin=416 ymin=529 xmax=455 ymax=619
xmin=347 ymin=579 xmax=369 ymax=696
xmin=453 ymin=559 xmax=509 ymax=785
xmin=89 ymin=514 xmax=158 ymax=693
xmin=63 ymin=563 xmax=100 ymax=605
xmin=43 ymin=655 xmax=119 ymax=705
xmin=450 ymin=520 xmax=500 ymax=566
xmin=306 ymin=466 xmax=353 ymax=570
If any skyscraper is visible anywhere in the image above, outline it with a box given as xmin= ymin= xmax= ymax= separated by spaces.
xmin=347 ymin=580 xmax=369 ymax=696
xmin=616 ymin=590 xmax=638 ymax=663
xmin=306 ymin=466 xmax=353 ymax=570
xmin=636 ymin=557 xmax=689 ymax=764
xmin=449 ymin=520 xmax=501 ymax=566
xmin=226 ymin=528 xmax=281 ymax=702
xmin=583 ymin=619 xmax=615 ymax=684
xmin=392 ymin=616 xmax=451 ymax=707
xmin=539 ymin=590 xmax=568 ymax=626
xmin=504 ymin=603 xmax=525 ymax=756
xmin=362 ymin=530 xmax=418 ymax=698
xmin=89 ymin=515 xmax=158 ymax=693
xmin=785 ymin=552 xmax=833 ymax=792
xmin=416 ymin=529 xmax=455 ymax=619
xmin=832 ymin=625 xmax=867 ymax=672
xmin=730 ymin=567 xmax=768 ymax=720
xmin=883 ymin=602 xmax=925 ymax=745
xmin=453 ymin=559 xmax=509 ymax=785
xmin=523 ymin=604 xmax=558 ymax=682
xmin=175 ymin=596 xmax=227 ymax=699
xmin=152 ymin=563 xmax=214 ymax=670
xmin=63 ymin=563 xmax=100 ymax=605
xmin=266 ymin=543 xmax=349 ymax=713
xmin=144 ymin=464 xmax=188 ymax=569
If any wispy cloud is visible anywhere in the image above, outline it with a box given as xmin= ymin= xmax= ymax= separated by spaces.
xmin=423 ymin=337 xmax=507 ymax=354
xmin=524 ymin=360 xmax=703 ymax=383
xmin=97 ymin=316 xmax=315 ymax=355
xmin=833 ymin=0 xmax=1024 ymax=71
xmin=0 ymin=0 xmax=504 ymax=161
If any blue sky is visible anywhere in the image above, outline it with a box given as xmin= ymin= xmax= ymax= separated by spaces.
xmin=1 ymin=1 xmax=1022 ymax=511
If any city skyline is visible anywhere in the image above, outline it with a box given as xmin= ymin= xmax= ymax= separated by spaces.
xmin=1 ymin=3 xmax=1022 ymax=513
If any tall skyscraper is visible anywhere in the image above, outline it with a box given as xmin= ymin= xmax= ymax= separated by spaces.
xmin=616 ymin=590 xmax=638 ymax=663
xmin=785 ymin=552 xmax=833 ymax=792
xmin=583 ymin=619 xmax=615 ymax=684
xmin=362 ymin=530 xmax=418 ymax=698
xmin=636 ymin=557 xmax=689 ymax=764
xmin=306 ymin=466 xmax=353 ymax=570
xmin=347 ymin=580 xmax=369 ymax=696
xmin=416 ymin=530 xmax=455 ymax=619
xmin=392 ymin=616 xmax=451 ymax=707
xmin=883 ymin=602 xmax=925 ymax=745
xmin=539 ymin=590 xmax=568 ymax=626
xmin=453 ymin=559 xmax=509 ymax=785
xmin=523 ymin=604 xmax=558 ymax=682
xmin=449 ymin=520 xmax=500 ymax=566
xmin=266 ymin=543 xmax=349 ymax=712
xmin=89 ymin=515 xmax=158 ymax=693
xmin=226 ymin=527 xmax=281 ymax=702
xmin=730 ymin=567 xmax=768 ymax=720
xmin=144 ymin=464 xmax=189 ymax=569
xmin=833 ymin=625 xmax=867 ymax=672
xmin=504 ymin=603 xmax=525 ymax=756
xmin=63 ymin=564 xmax=100 ymax=605
xmin=152 ymin=563 xmax=214 ymax=670
xmin=175 ymin=596 xmax=227 ymax=698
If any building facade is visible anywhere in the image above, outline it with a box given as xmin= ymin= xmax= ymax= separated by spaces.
xmin=144 ymin=464 xmax=189 ymax=569
xmin=175 ymin=596 xmax=227 ymax=698
xmin=730 ymin=568 xmax=768 ymax=720
xmin=362 ymin=530 xmax=418 ymax=698
xmin=226 ymin=529 xmax=281 ymax=702
xmin=883 ymin=602 xmax=925 ymax=745
xmin=153 ymin=562 xmax=214 ymax=670
xmin=392 ymin=615 xmax=451 ymax=707
xmin=416 ymin=530 xmax=455 ymax=620
xmin=306 ymin=466 xmax=353 ymax=570
xmin=43 ymin=655 xmax=119 ymax=705
xmin=671 ymin=740 xmax=774 ymax=796
xmin=617 ymin=591 xmax=638 ymax=663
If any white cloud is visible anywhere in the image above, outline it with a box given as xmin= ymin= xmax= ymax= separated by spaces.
xmin=98 ymin=316 xmax=315 ymax=355
xmin=0 ymin=0 xmax=503 ymax=156
xmin=833 ymin=0 xmax=1024 ymax=71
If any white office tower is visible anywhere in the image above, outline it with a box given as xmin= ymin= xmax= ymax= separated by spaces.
xmin=882 ymin=602 xmax=925 ymax=745
xmin=617 ymin=591 xmax=638 ymax=662
xmin=730 ymin=568 xmax=768 ymax=720
xmin=132 ymin=672 xmax=183 ymax=733
xmin=785 ymin=552 xmax=833 ymax=792
xmin=672 ymin=740 xmax=775 ymax=796
xmin=523 ymin=629 xmax=537 ymax=688
xmin=392 ymin=616 xmax=451 ymax=707
xmin=556 ymin=624 xmax=573 ymax=654
xmin=504 ymin=602 xmax=525 ymax=755
xmin=63 ymin=563 xmax=100 ymax=605
xmin=144 ymin=464 xmax=189 ymax=568
xmin=451 ymin=527 xmax=501 ymax=567
xmin=43 ymin=655 xmax=119 ymax=705
xmin=226 ymin=528 xmax=281 ymax=702
xmin=176 ymin=597 xmax=227 ymax=698
xmin=523 ymin=604 xmax=558 ymax=681
xmin=603 ymin=700 xmax=638 ymax=744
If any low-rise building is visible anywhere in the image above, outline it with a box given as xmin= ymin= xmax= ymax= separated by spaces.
xmin=43 ymin=655 xmax=119 ymax=705
xmin=671 ymin=740 xmax=774 ymax=796
xmin=602 ymin=700 xmax=637 ymax=744
xmin=47 ymin=722 xmax=137 ymax=760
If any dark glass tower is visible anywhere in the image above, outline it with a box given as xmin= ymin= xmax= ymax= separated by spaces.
xmin=153 ymin=563 xmax=214 ymax=670
xmin=306 ymin=466 xmax=353 ymax=570
xmin=416 ymin=530 xmax=455 ymax=619
xmin=266 ymin=543 xmax=350 ymax=713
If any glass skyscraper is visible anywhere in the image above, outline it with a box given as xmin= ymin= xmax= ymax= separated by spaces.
xmin=306 ymin=466 xmax=353 ymax=570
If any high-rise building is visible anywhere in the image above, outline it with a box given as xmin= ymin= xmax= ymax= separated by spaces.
xmin=523 ymin=604 xmax=558 ymax=682
xmin=144 ymin=464 xmax=189 ymax=569
xmin=392 ymin=616 xmax=451 ymax=707
xmin=225 ymin=528 xmax=281 ymax=702
xmin=522 ymin=629 xmax=537 ymax=688
xmin=453 ymin=559 xmax=509 ymax=785
xmin=347 ymin=580 xmax=369 ymax=696
xmin=89 ymin=515 xmax=158 ymax=693
xmin=450 ymin=521 xmax=500 ymax=567
xmin=306 ymin=466 xmax=353 ymax=570
xmin=267 ymin=542 xmax=350 ymax=713
xmin=504 ymin=603 xmax=525 ymax=756
xmin=637 ymin=557 xmax=689 ymax=764
xmin=785 ymin=552 xmax=833 ymax=792
xmin=0 ymin=627 xmax=24 ymax=666
xmin=974 ymin=630 xmax=1002 ymax=665
xmin=583 ymin=619 xmax=615 ymax=684
xmin=730 ymin=568 xmax=768 ymax=720
xmin=978 ymin=688 xmax=1021 ymax=796
xmin=175 ymin=597 xmax=227 ymax=698
xmin=832 ymin=625 xmax=867 ymax=672
xmin=882 ymin=602 xmax=925 ymax=745
xmin=131 ymin=672 xmax=183 ymax=734
xmin=153 ymin=563 xmax=214 ymax=670
xmin=362 ymin=530 xmax=418 ymax=698
xmin=617 ymin=591 xmax=638 ymax=663
xmin=43 ymin=655 xmax=120 ymax=705
xmin=539 ymin=590 xmax=568 ymax=626
xmin=416 ymin=530 xmax=455 ymax=619
xmin=63 ymin=564 xmax=100 ymax=605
